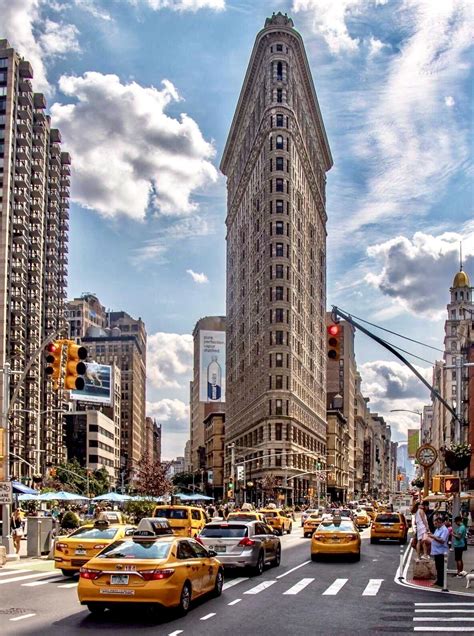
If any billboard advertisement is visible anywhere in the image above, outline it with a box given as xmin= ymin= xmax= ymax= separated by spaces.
xmin=199 ymin=330 xmax=225 ymax=403
xmin=407 ymin=429 xmax=420 ymax=459
xmin=71 ymin=362 xmax=112 ymax=405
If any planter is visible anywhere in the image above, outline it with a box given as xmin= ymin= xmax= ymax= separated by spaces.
xmin=444 ymin=450 xmax=471 ymax=471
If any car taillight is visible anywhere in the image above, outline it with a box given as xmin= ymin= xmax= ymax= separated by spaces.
xmin=79 ymin=567 xmax=100 ymax=580
xmin=238 ymin=537 xmax=256 ymax=547
xmin=56 ymin=543 xmax=67 ymax=552
xmin=195 ymin=536 xmax=204 ymax=545
xmin=399 ymin=525 xmax=405 ymax=531
xmin=93 ymin=544 xmax=107 ymax=550
xmin=139 ymin=569 xmax=175 ymax=581
xmin=187 ymin=528 xmax=192 ymax=537
xmin=312 ymin=535 xmax=322 ymax=541
xmin=347 ymin=534 xmax=357 ymax=540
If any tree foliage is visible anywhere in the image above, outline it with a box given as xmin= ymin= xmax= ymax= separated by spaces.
xmin=134 ymin=454 xmax=172 ymax=497
xmin=42 ymin=458 xmax=110 ymax=497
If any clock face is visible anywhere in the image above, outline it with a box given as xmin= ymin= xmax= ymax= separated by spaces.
xmin=416 ymin=445 xmax=437 ymax=467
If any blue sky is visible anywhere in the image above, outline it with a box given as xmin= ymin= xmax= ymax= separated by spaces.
xmin=2 ymin=0 xmax=472 ymax=458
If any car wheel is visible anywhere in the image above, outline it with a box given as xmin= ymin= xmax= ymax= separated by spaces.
xmin=353 ymin=552 xmax=361 ymax=562
xmin=370 ymin=538 xmax=377 ymax=544
xmin=288 ymin=524 xmax=292 ymax=534
xmin=303 ymin=533 xmax=309 ymax=538
xmin=86 ymin=603 xmax=106 ymax=615
xmin=311 ymin=553 xmax=318 ymax=562
xmin=212 ymin=569 xmax=224 ymax=597
xmin=253 ymin=551 xmax=264 ymax=576
xmin=61 ymin=569 xmax=76 ymax=577
xmin=177 ymin=582 xmax=192 ymax=616
xmin=271 ymin=545 xmax=281 ymax=567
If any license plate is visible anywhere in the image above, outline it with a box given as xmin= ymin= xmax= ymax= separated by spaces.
xmin=100 ymin=589 xmax=134 ymax=596
xmin=75 ymin=549 xmax=86 ymax=555
xmin=110 ymin=574 xmax=129 ymax=585
xmin=331 ymin=537 xmax=341 ymax=542
xmin=214 ymin=545 xmax=226 ymax=553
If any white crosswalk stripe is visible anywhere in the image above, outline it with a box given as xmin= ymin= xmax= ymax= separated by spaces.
xmin=0 ymin=571 xmax=59 ymax=585
xmin=362 ymin=579 xmax=384 ymax=596
xmin=413 ymin=602 xmax=474 ymax=632
xmin=244 ymin=580 xmax=277 ymax=595
xmin=223 ymin=577 xmax=249 ymax=590
xmin=283 ymin=578 xmax=314 ymax=595
xmin=0 ymin=569 xmax=31 ymax=577
xmin=57 ymin=582 xmax=78 ymax=588
xmin=322 ymin=578 xmax=348 ymax=596
xmin=22 ymin=576 xmax=66 ymax=587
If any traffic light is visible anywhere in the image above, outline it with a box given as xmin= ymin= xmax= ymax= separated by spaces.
xmin=49 ymin=467 xmax=57 ymax=478
xmin=227 ymin=481 xmax=234 ymax=499
xmin=327 ymin=323 xmax=341 ymax=360
xmin=64 ymin=342 xmax=87 ymax=390
xmin=45 ymin=341 xmax=63 ymax=389
xmin=432 ymin=475 xmax=441 ymax=492
xmin=443 ymin=476 xmax=460 ymax=495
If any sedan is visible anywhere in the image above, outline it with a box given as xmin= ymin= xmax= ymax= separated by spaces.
xmin=197 ymin=520 xmax=281 ymax=575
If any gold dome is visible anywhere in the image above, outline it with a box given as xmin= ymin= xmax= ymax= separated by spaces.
xmin=453 ymin=270 xmax=471 ymax=288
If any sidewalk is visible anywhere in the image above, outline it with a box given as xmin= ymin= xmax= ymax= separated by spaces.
xmin=406 ymin=543 xmax=474 ymax=595
xmin=0 ymin=538 xmax=54 ymax=571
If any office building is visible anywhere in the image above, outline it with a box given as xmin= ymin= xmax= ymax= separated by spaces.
xmin=66 ymin=293 xmax=107 ymax=340
xmin=144 ymin=416 xmax=162 ymax=465
xmin=221 ymin=13 xmax=333 ymax=500
xmin=0 ymin=40 xmax=70 ymax=479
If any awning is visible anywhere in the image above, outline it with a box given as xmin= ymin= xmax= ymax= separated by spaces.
xmin=12 ymin=481 xmax=37 ymax=495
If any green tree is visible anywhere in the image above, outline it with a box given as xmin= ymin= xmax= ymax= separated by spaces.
xmin=43 ymin=459 xmax=110 ymax=496
xmin=134 ymin=454 xmax=171 ymax=498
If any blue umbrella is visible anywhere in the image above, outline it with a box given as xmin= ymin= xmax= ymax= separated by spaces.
xmin=184 ymin=494 xmax=214 ymax=501
xmin=36 ymin=491 xmax=89 ymax=501
xmin=92 ymin=492 xmax=132 ymax=502
xmin=12 ymin=481 xmax=37 ymax=495
xmin=18 ymin=493 xmax=39 ymax=501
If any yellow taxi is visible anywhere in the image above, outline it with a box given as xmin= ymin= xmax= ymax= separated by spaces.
xmin=260 ymin=509 xmax=292 ymax=535
xmin=227 ymin=511 xmax=265 ymax=522
xmin=370 ymin=512 xmax=408 ymax=544
xmin=54 ymin=515 xmax=135 ymax=577
xmin=354 ymin=509 xmax=371 ymax=529
xmin=77 ymin=518 xmax=224 ymax=616
xmin=153 ymin=505 xmax=208 ymax=538
xmin=311 ymin=516 xmax=361 ymax=561
xmin=303 ymin=513 xmax=325 ymax=538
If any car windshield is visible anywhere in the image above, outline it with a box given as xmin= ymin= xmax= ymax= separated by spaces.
xmin=318 ymin=522 xmax=354 ymax=532
xmin=154 ymin=509 xmax=188 ymax=520
xmin=376 ymin=514 xmax=400 ymax=523
xmin=69 ymin=526 xmax=118 ymax=540
xmin=97 ymin=540 xmax=172 ymax=559
xmin=340 ymin=510 xmax=351 ymax=516
xmin=229 ymin=514 xmax=258 ymax=520
xmin=262 ymin=512 xmax=277 ymax=517
xmin=308 ymin=514 xmax=321 ymax=519
xmin=200 ymin=525 xmax=248 ymax=538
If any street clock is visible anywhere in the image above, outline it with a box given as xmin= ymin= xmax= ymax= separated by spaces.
xmin=415 ymin=444 xmax=438 ymax=468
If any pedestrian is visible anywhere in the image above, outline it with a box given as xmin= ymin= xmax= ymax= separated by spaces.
xmin=10 ymin=509 xmax=23 ymax=555
xmin=428 ymin=517 xmax=449 ymax=587
xmin=453 ymin=515 xmax=468 ymax=577
xmin=445 ymin=519 xmax=453 ymax=549
xmin=412 ymin=501 xmax=430 ymax=561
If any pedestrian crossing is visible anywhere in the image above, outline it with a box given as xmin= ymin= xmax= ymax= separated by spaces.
xmin=0 ymin=569 xmax=77 ymax=589
xmin=413 ymin=603 xmax=474 ymax=633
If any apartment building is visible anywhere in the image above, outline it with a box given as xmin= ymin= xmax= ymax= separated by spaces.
xmin=221 ymin=13 xmax=333 ymax=500
xmin=0 ymin=40 xmax=70 ymax=479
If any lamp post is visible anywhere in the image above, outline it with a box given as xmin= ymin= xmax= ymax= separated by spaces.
xmin=390 ymin=409 xmax=427 ymax=495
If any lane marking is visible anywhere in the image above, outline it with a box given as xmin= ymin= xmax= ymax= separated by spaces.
xmin=9 ymin=614 xmax=36 ymax=622
xmin=415 ymin=610 xmax=474 ymax=614
xmin=0 ymin=569 xmax=31 ymax=577
xmin=414 ymin=628 xmax=474 ymax=632
xmin=414 ymin=618 xmax=474 ymax=622
xmin=0 ymin=571 xmax=59 ymax=585
xmin=283 ymin=578 xmax=314 ymax=595
xmin=23 ymin=576 xmax=65 ymax=587
xmin=200 ymin=613 xmax=216 ymax=621
xmin=322 ymin=578 xmax=348 ymax=596
xmin=223 ymin=577 xmax=249 ymax=590
xmin=276 ymin=560 xmax=311 ymax=579
xmin=57 ymin=582 xmax=78 ymax=589
xmin=244 ymin=580 xmax=277 ymax=595
xmin=168 ymin=631 xmax=183 ymax=636
xmin=228 ymin=598 xmax=241 ymax=606
xmin=362 ymin=579 xmax=384 ymax=596
xmin=415 ymin=603 xmax=474 ymax=607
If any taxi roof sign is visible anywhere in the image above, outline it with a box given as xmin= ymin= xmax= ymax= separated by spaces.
xmin=133 ymin=517 xmax=173 ymax=540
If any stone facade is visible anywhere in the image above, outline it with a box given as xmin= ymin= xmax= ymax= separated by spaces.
xmin=221 ymin=14 xmax=333 ymax=500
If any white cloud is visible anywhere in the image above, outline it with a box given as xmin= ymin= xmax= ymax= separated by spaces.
xmin=365 ymin=224 xmax=474 ymax=319
xmin=74 ymin=0 xmax=112 ymax=21
xmin=50 ymin=73 xmax=218 ymax=220
xmin=140 ymin=0 xmax=225 ymax=11
xmin=186 ymin=269 xmax=209 ymax=284
xmin=444 ymin=95 xmax=455 ymax=107
xmin=146 ymin=398 xmax=189 ymax=423
xmin=39 ymin=18 xmax=80 ymax=56
xmin=292 ymin=0 xmax=362 ymax=53
xmin=345 ymin=1 xmax=472 ymax=234
xmin=147 ymin=332 xmax=193 ymax=389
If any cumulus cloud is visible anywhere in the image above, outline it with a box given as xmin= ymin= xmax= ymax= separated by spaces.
xmin=365 ymin=225 xmax=474 ymax=319
xmin=147 ymin=332 xmax=193 ymax=389
xmin=140 ymin=0 xmax=225 ymax=11
xmin=50 ymin=73 xmax=218 ymax=220
xmin=444 ymin=95 xmax=455 ymax=107
xmin=186 ymin=269 xmax=209 ymax=284
xmin=292 ymin=0 xmax=362 ymax=53
xmin=146 ymin=398 xmax=189 ymax=423
xmin=39 ymin=18 xmax=80 ymax=56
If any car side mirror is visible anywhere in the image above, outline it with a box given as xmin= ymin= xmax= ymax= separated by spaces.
xmin=208 ymin=550 xmax=217 ymax=557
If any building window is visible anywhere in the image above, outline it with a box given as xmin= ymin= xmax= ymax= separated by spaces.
xmin=275 ymin=399 xmax=283 ymax=415
xmin=275 ymin=450 xmax=282 ymax=467
xmin=275 ymin=265 xmax=284 ymax=278
xmin=276 ymin=114 xmax=284 ymax=127
xmin=276 ymin=221 xmax=284 ymax=235
xmin=276 ymin=353 xmax=283 ymax=367
xmin=275 ymin=376 xmax=283 ymax=390
xmin=276 ymin=135 xmax=284 ymax=149
xmin=275 ymin=308 xmax=284 ymax=322
xmin=276 ymin=178 xmax=284 ymax=192
xmin=276 ymin=61 xmax=283 ymax=80
xmin=276 ymin=157 xmax=284 ymax=170
xmin=275 ymin=331 xmax=284 ymax=345
xmin=276 ymin=44 xmax=283 ymax=52
xmin=277 ymin=88 xmax=283 ymax=103
xmin=275 ymin=242 xmax=284 ymax=257
xmin=275 ymin=286 xmax=284 ymax=300
xmin=276 ymin=200 xmax=284 ymax=214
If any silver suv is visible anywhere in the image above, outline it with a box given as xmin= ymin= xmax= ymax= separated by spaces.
xmin=197 ymin=520 xmax=281 ymax=576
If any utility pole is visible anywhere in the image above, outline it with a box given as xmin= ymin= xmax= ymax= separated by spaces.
xmin=0 ymin=362 xmax=15 ymax=558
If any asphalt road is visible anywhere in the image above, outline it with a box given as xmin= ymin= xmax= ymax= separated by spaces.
xmin=2 ymin=528 xmax=473 ymax=635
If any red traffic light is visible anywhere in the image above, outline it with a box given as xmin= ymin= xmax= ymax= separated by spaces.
xmin=327 ymin=324 xmax=340 ymax=336
xmin=46 ymin=342 xmax=58 ymax=353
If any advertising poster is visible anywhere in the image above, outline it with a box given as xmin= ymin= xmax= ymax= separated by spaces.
xmin=71 ymin=362 xmax=112 ymax=405
xmin=199 ymin=330 xmax=226 ymax=403
xmin=407 ymin=429 xmax=420 ymax=459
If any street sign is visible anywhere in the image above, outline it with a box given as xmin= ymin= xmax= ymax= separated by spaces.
xmin=0 ymin=481 xmax=13 ymax=504
xmin=236 ymin=464 xmax=244 ymax=480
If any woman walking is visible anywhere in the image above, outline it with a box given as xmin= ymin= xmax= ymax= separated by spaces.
xmin=10 ymin=508 xmax=23 ymax=555
xmin=412 ymin=501 xmax=430 ymax=561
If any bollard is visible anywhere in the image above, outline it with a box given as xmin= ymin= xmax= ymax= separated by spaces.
xmin=398 ymin=544 xmax=405 ymax=580
xmin=442 ymin=551 xmax=449 ymax=592
xmin=37 ymin=520 xmax=42 ymax=557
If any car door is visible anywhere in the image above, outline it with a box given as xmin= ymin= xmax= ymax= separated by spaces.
xmin=189 ymin=539 xmax=215 ymax=592
xmin=263 ymin=523 xmax=278 ymax=557
xmin=177 ymin=540 xmax=203 ymax=595
xmin=255 ymin=522 xmax=273 ymax=561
